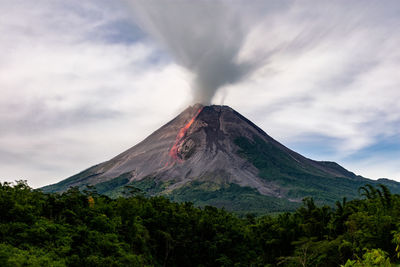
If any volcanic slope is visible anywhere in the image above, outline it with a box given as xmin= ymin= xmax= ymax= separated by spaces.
xmin=43 ymin=104 xmax=400 ymax=213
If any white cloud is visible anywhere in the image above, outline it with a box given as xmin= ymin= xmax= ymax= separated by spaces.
xmin=1 ymin=0 xmax=400 ymax=187
xmin=0 ymin=0 xmax=192 ymax=187
xmin=223 ymin=0 xmax=400 ymax=179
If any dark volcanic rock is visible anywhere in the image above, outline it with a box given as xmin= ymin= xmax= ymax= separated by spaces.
xmin=42 ymin=104 xmax=400 ymax=213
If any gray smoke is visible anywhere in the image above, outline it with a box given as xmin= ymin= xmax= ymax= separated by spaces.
xmin=122 ymin=0 xmax=259 ymax=104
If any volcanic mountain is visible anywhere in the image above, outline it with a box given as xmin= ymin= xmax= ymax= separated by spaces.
xmin=43 ymin=104 xmax=400 ymax=213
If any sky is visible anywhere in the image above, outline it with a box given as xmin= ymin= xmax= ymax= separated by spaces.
xmin=1 ymin=0 xmax=400 ymax=188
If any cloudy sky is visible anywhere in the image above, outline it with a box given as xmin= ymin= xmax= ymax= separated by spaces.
xmin=1 ymin=0 xmax=400 ymax=188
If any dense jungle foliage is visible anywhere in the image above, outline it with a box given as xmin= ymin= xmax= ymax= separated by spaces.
xmin=1 ymin=180 xmax=400 ymax=266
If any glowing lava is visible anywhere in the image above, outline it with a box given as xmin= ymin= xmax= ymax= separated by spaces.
xmin=168 ymin=107 xmax=203 ymax=162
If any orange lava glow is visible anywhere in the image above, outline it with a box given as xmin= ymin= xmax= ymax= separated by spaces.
xmin=168 ymin=107 xmax=203 ymax=162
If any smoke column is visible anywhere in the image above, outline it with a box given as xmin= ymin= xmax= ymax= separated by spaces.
xmin=122 ymin=0 xmax=259 ymax=104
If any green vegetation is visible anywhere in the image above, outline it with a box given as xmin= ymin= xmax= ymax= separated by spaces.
xmin=235 ymin=136 xmax=400 ymax=205
xmin=2 ymin=180 xmax=400 ymax=266
xmin=125 ymin=176 xmax=301 ymax=214
xmin=41 ymin=166 xmax=100 ymax=193
xmin=168 ymin=181 xmax=300 ymax=214
xmin=42 ymin=136 xmax=400 ymax=215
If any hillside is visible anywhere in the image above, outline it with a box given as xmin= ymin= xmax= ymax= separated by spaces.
xmin=3 ymin=181 xmax=400 ymax=266
xmin=42 ymin=104 xmax=400 ymax=213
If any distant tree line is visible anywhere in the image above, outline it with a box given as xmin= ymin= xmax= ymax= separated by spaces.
xmin=1 ymin=180 xmax=400 ymax=266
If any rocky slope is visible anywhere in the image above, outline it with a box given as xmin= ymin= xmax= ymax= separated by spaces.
xmin=43 ymin=104 xmax=400 ymax=213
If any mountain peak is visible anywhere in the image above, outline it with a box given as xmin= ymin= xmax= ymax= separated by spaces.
xmin=43 ymin=104 xmax=400 ymax=213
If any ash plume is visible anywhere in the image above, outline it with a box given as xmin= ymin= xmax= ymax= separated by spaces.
xmin=122 ymin=0 xmax=259 ymax=104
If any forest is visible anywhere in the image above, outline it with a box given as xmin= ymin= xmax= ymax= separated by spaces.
xmin=1 ymin=180 xmax=400 ymax=266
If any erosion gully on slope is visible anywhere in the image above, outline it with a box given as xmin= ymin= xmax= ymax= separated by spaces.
xmin=165 ymin=106 xmax=204 ymax=166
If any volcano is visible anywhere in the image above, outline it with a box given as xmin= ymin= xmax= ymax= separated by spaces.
xmin=43 ymin=104 xmax=400 ymax=213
